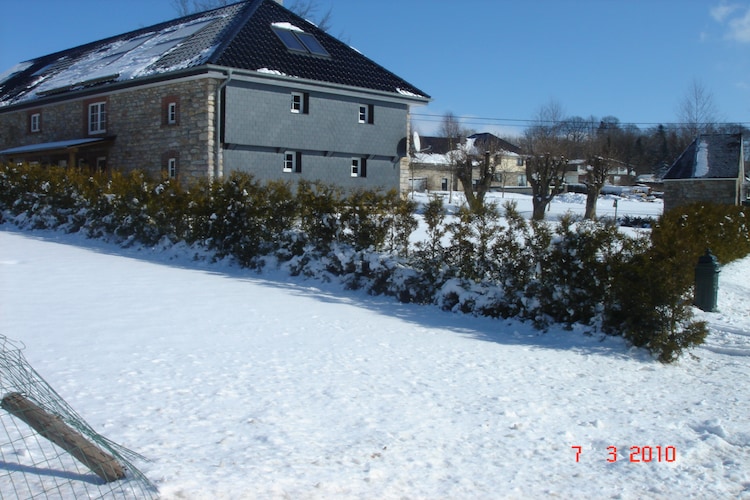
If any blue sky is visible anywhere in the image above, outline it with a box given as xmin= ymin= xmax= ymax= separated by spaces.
xmin=2 ymin=0 xmax=749 ymax=137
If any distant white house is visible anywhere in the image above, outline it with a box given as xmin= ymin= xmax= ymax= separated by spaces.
xmin=563 ymin=159 xmax=635 ymax=187
xmin=404 ymin=133 xmax=526 ymax=193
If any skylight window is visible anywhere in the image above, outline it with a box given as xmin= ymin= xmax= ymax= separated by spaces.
xmin=295 ymin=32 xmax=329 ymax=56
xmin=271 ymin=23 xmax=330 ymax=57
xmin=272 ymin=27 xmax=308 ymax=52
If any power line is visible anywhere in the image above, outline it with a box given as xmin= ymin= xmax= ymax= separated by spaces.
xmin=410 ymin=112 xmax=750 ymax=130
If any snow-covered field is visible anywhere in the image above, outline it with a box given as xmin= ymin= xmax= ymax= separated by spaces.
xmin=1 ymin=193 xmax=749 ymax=499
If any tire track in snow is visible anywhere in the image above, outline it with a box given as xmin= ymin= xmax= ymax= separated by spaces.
xmin=700 ymin=320 xmax=750 ymax=357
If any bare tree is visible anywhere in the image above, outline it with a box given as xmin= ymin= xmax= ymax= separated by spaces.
xmin=677 ymin=79 xmax=720 ymax=139
xmin=522 ymin=99 xmax=566 ymax=154
xmin=454 ymin=141 xmax=500 ymax=212
xmin=441 ymin=112 xmax=464 ymax=204
xmin=521 ymin=101 xmax=569 ymax=220
xmin=583 ymin=155 xmax=609 ymax=220
xmin=439 ymin=113 xmax=503 ymax=211
xmin=525 ymin=153 xmax=567 ymax=220
xmin=173 ymin=0 xmax=333 ymax=31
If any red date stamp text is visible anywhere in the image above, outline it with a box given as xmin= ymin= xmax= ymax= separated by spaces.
xmin=572 ymin=445 xmax=676 ymax=463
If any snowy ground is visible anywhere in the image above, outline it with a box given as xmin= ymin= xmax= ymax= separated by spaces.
xmin=1 ymin=193 xmax=749 ymax=499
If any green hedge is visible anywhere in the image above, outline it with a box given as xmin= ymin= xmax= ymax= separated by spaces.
xmin=3 ymin=163 xmax=748 ymax=362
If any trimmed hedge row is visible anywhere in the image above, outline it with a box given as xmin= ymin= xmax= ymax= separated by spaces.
xmin=2 ymin=164 xmax=748 ymax=362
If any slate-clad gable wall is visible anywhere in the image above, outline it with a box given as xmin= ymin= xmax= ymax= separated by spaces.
xmin=221 ymin=79 xmax=406 ymax=190
xmin=224 ymin=149 xmax=399 ymax=190
xmin=223 ymin=80 xmax=407 ymax=157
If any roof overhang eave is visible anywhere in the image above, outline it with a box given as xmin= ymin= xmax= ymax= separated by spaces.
xmin=0 ymin=66 xmax=214 ymax=113
xmin=204 ymin=64 xmax=431 ymax=106
xmin=0 ymin=136 xmax=115 ymax=157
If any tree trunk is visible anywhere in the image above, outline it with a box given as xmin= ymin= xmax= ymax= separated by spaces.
xmin=584 ymin=188 xmax=600 ymax=219
xmin=532 ymin=196 xmax=548 ymax=220
xmin=2 ymin=392 xmax=126 ymax=483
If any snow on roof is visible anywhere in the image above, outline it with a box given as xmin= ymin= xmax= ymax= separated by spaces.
xmin=0 ymin=62 xmax=33 ymax=87
xmin=0 ymin=0 xmax=429 ymax=107
xmin=271 ymin=21 xmax=304 ymax=32
xmin=256 ymin=67 xmax=293 ymax=77
xmin=10 ymin=16 xmax=222 ymax=104
xmin=694 ymin=138 xmax=709 ymax=177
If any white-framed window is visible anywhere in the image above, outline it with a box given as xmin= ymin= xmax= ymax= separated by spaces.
xmin=284 ymin=151 xmax=301 ymax=173
xmin=291 ymin=92 xmax=308 ymax=114
xmin=351 ymin=157 xmax=367 ymax=178
xmin=358 ymin=104 xmax=374 ymax=124
xmin=162 ymin=95 xmax=180 ymax=126
xmin=30 ymin=113 xmax=41 ymax=133
xmin=516 ymin=157 xmax=524 ymax=167
xmin=167 ymin=102 xmax=177 ymax=124
xmin=167 ymin=157 xmax=177 ymax=178
xmin=88 ymin=101 xmax=107 ymax=134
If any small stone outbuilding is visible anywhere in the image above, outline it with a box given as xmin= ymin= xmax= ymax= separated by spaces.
xmin=662 ymin=133 xmax=747 ymax=212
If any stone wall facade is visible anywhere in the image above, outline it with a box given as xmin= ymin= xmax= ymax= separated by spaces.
xmin=0 ymin=76 xmax=218 ymax=184
xmin=663 ymin=178 xmax=741 ymax=213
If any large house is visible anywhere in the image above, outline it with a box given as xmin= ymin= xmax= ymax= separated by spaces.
xmin=0 ymin=0 xmax=429 ymax=191
xmin=662 ymin=133 xmax=747 ymax=212
xmin=406 ymin=132 xmax=525 ymax=193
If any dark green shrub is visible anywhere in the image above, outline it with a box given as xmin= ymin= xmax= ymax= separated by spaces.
xmin=296 ymin=180 xmax=344 ymax=254
xmin=604 ymin=245 xmax=708 ymax=362
xmin=653 ymin=202 xmax=750 ymax=272
xmin=602 ymin=202 xmax=748 ymax=361
xmin=488 ymin=202 xmax=535 ymax=318
xmin=340 ymin=189 xmax=393 ymax=252
xmin=445 ymin=203 xmax=502 ymax=282
xmin=446 ymin=206 xmax=478 ymax=281
xmin=412 ymin=195 xmax=448 ymax=291
xmin=536 ymin=214 xmax=627 ymax=327
xmin=193 ymin=172 xmax=276 ymax=267
xmin=385 ymin=194 xmax=418 ymax=258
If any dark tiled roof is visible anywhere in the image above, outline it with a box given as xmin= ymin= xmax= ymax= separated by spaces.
xmin=415 ymin=133 xmax=522 ymax=156
xmin=212 ymin=1 xmax=428 ymax=97
xmin=0 ymin=0 xmax=428 ymax=108
xmin=664 ymin=133 xmax=743 ymax=180
xmin=468 ymin=133 xmax=522 ymax=155
xmin=418 ymin=136 xmax=456 ymax=155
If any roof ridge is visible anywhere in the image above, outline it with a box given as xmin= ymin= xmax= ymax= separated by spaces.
xmin=207 ymin=1 xmax=263 ymax=64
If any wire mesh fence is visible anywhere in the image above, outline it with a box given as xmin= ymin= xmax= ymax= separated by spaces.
xmin=0 ymin=335 xmax=157 ymax=499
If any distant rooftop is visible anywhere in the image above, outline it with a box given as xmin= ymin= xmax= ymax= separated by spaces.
xmin=664 ymin=133 xmax=743 ymax=180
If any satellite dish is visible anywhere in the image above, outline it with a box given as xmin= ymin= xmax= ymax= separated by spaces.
xmin=412 ymin=131 xmax=421 ymax=153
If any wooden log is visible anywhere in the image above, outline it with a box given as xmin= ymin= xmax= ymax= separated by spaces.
xmin=1 ymin=392 xmax=125 ymax=483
